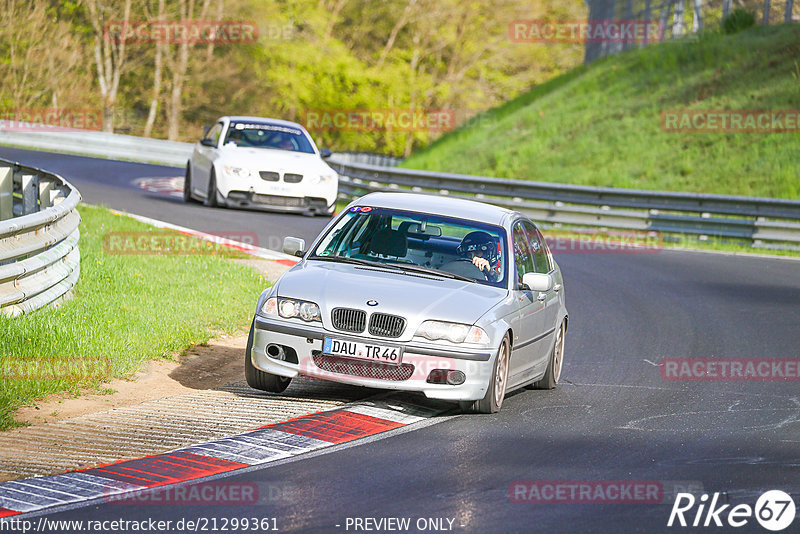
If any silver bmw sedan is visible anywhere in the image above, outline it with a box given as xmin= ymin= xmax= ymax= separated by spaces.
xmin=246 ymin=192 xmax=568 ymax=413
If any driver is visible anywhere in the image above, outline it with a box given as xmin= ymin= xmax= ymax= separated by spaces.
xmin=275 ymin=135 xmax=294 ymax=150
xmin=457 ymin=231 xmax=500 ymax=282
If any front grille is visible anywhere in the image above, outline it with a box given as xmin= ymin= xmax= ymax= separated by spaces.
xmin=259 ymin=171 xmax=280 ymax=181
xmin=284 ymin=173 xmax=303 ymax=183
xmin=368 ymin=313 xmax=406 ymax=338
xmin=331 ymin=308 xmax=366 ymax=333
xmin=313 ymin=354 xmax=414 ymax=381
xmin=252 ymin=194 xmax=305 ymax=207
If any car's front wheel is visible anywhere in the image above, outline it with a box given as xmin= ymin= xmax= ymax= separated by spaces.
xmin=204 ymin=168 xmax=219 ymax=207
xmin=533 ymin=321 xmax=565 ymax=390
xmin=183 ymin=163 xmax=196 ymax=203
xmin=244 ymin=320 xmax=291 ymax=393
xmin=460 ymin=333 xmax=510 ymax=414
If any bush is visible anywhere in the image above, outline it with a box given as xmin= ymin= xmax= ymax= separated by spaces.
xmin=722 ymin=9 xmax=756 ymax=34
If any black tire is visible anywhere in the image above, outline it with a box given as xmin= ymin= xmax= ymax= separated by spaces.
xmin=459 ymin=333 xmax=510 ymax=414
xmin=183 ymin=163 xmax=196 ymax=203
xmin=204 ymin=168 xmax=219 ymax=207
xmin=244 ymin=319 xmax=291 ymax=393
xmin=533 ymin=322 xmax=565 ymax=390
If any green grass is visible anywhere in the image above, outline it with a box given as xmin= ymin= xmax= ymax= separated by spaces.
xmin=0 ymin=205 xmax=269 ymax=430
xmin=404 ymin=24 xmax=800 ymax=199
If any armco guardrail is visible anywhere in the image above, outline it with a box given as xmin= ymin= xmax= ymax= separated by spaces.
xmin=0 ymin=158 xmax=81 ymax=317
xmin=0 ymin=128 xmax=193 ymax=167
xmin=2 ymin=126 xmax=798 ymax=249
xmin=328 ymin=161 xmax=800 ymax=250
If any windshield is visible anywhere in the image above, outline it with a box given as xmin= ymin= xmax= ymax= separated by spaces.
xmin=311 ymin=206 xmax=508 ymax=288
xmin=223 ymin=121 xmax=315 ymax=153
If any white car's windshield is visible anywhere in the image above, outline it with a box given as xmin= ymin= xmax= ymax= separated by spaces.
xmin=224 ymin=121 xmax=315 ymax=154
xmin=311 ymin=206 xmax=508 ymax=288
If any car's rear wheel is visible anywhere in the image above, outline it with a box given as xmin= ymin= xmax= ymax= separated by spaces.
xmin=183 ymin=163 xmax=196 ymax=203
xmin=460 ymin=333 xmax=510 ymax=414
xmin=204 ymin=168 xmax=219 ymax=207
xmin=533 ymin=321 xmax=565 ymax=389
xmin=244 ymin=319 xmax=291 ymax=393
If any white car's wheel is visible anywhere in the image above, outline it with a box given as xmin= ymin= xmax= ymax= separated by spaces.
xmin=460 ymin=333 xmax=510 ymax=414
xmin=534 ymin=321 xmax=565 ymax=390
xmin=183 ymin=163 xmax=197 ymax=203
xmin=204 ymin=168 xmax=219 ymax=207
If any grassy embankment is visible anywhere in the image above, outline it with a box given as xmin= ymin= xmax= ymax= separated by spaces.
xmin=0 ymin=205 xmax=268 ymax=430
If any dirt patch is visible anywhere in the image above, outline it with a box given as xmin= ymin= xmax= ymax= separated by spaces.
xmin=10 ymin=258 xmax=292 ymax=429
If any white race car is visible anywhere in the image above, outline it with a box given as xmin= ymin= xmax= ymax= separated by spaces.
xmin=184 ymin=116 xmax=338 ymax=216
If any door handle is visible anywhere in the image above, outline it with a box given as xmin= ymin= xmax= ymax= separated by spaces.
xmin=553 ymin=284 xmax=562 ymax=292
xmin=537 ymin=292 xmax=546 ymax=302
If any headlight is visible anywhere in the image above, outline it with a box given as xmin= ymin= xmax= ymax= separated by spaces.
xmin=260 ymin=297 xmax=277 ymax=316
xmin=314 ymin=173 xmax=337 ymax=185
xmin=224 ymin=165 xmax=251 ymax=178
xmin=273 ymin=297 xmax=321 ymax=322
xmin=415 ymin=320 xmax=490 ymax=345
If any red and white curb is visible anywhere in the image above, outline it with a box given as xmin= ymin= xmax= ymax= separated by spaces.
xmin=109 ymin=210 xmax=299 ymax=266
xmin=0 ymin=396 xmax=449 ymax=518
xmin=134 ymin=176 xmax=184 ymax=198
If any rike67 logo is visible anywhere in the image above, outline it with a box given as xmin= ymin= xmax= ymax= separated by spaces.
xmin=668 ymin=490 xmax=796 ymax=531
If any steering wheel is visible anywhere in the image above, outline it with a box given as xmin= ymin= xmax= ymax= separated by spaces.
xmin=439 ymin=258 xmax=485 ymax=279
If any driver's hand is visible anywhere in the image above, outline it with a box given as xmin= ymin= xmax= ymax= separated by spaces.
xmin=472 ymin=257 xmax=490 ymax=272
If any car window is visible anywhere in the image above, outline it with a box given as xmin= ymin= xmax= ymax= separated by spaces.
xmin=203 ymin=122 xmax=223 ymax=146
xmin=223 ymin=121 xmax=315 ymax=154
xmin=523 ymin=221 xmax=551 ymax=273
xmin=512 ymin=222 xmax=535 ymax=286
xmin=311 ymin=207 xmax=508 ymax=288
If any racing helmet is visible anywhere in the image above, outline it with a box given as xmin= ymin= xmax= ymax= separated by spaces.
xmin=457 ymin=231 xmax=500 ymax=266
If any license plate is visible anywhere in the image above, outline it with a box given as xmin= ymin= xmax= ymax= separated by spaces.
xmin=323 ymin=337 xmax=403 ymax=366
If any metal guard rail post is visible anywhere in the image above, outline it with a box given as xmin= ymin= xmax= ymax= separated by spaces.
xmin=0 ymin=158 xmax=81 ymax=317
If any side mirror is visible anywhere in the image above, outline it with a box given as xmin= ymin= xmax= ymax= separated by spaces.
xmin=319 ymin=148 xmax=332 ymax=159
xmin=283 ymin=237 xmax=306 ymax=257
xmin=200 ymin=138 xmax=216 ymax=148
xmin=521 ymin=272 xmax=553 ymax=292
xmin=202 ymin=125 xmax=211 ymax=136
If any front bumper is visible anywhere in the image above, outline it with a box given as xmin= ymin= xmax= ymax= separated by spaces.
xmin=222 ymin=191 xmax=333 ymax=214
xmin=251 ymin=316 xmax=496 ymax=401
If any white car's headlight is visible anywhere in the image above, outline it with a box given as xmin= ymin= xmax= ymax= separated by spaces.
xmin=224 ymin=165 xmax=252 ymax=179
xmin=415 ymin=320 xmax=490 ymax=345
xmin=262 ymin=297 xmax=321 ymax=322
xmin=313 ymin=173 xmax=337 ymax=185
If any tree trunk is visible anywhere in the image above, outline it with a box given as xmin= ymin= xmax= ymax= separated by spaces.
xmin=762 ymin=0 xmax=771 ymax=25
xmin=673 ymin=0 xmax=685 ymax=36
xmin=144 ymin=0 xmax=166 ymax=137
xmin=692 ymin=0 xmax=702 ymax=32
xmin=785 ymin=0 xmax=794 ymax=22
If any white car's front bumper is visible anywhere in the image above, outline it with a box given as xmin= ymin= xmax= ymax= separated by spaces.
xmin=216 ymin=169 xmax=337 ymax=214
xmin=250 ymin=316 xmax=496 ymax=401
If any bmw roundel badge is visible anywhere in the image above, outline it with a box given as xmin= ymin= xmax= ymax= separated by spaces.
xmin=366 ymin=300 xmax=379 ymax=306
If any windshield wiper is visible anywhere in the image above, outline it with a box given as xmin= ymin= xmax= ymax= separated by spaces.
xmin=306 ymin=255 xmax=388 ymax=268
xmin=393 ymin=263 xmax=476 ymax=283
xmin=308 ymin=255 xmax=476 ymax=283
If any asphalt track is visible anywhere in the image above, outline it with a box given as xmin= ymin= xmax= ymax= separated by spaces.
xmin=2 ymin=146 xmax=799 ymax=533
